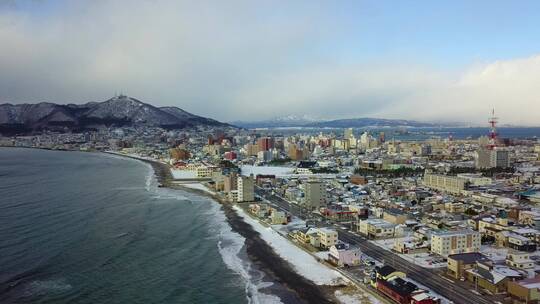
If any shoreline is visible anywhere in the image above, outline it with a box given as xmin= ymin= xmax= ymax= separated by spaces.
xmin=113 ymin=152 xmax=338 ymax=304
xmin=0 ymin=147 xmax=369 ymax=303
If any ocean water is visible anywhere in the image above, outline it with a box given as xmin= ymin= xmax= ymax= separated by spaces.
xmin=0 ymin=148 xmax=282 ymax=304
xmin=263 ymin=127 xmax=540 ymax=141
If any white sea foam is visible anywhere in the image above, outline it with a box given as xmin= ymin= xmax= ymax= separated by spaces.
xmin=210 ymin=202 xmax=283 ymax=304
xmin=141 ymin=160 xmax=281 ymax=303
xmin=24 ymin=279 xmax=72 ymax=296
xmin=141 ymin=163 xmax=191 ymax=201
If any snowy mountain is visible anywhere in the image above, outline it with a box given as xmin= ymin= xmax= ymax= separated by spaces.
xmin=305 ymin=117 xmax=439 ymax=128
xmin=232 ymin=116 xmax=440 ymax=129
xmin=232 ymin=114 xmax=324 ymax=128
xmin=0 ymin=95 xmax=229 ymax=135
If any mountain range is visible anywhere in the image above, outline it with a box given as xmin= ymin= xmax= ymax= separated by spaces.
xmin=233 ymin=116 xmax=444 ymax=129
xmin=231 ymin=115 xmax=323 ymax=128
xmin=0 ymin=95 xmax=228 ymax=135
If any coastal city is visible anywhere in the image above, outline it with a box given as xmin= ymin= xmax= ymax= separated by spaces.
xmin=3 ymin=2 xmax=540 ymax=304
xmin=3 ymin=111 xmax=540 ymax=304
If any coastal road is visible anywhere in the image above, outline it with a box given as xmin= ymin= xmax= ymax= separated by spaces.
xmin=255 ymin=187 xmax=494 ymax=304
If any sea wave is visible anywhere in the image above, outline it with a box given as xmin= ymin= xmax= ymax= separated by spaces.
xmin=141 ymin=159 xmax=282 ymax=303
xmin=23 ymin=278 xmax=72 ymax=297
xmin=142 ymin=163 xmax=190 ymax=201
xmin=210 ymin=203 xmax=283 ymax=304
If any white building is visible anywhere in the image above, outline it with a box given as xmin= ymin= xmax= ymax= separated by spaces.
xmin=457 ymin=173 xmax=493 ymax=186
xmin=431 ymin=230 xmax=481 ymax=257
xmin=328 ymin=243 xmax=361 ymax=267
xmin=476 ymin=147 xmax=510 ymax=169
xmin=317 ymin=228 xmax=338 ymax=248
xmin=257 ymin=150 xmax=273 ymax=162
xmin=237 ymin=174 xmax=255 ymax=202
xmin=358 ymin=218 xmax=396 ymax=239
xmin=423 ymin=172 xmax=468 ymax=194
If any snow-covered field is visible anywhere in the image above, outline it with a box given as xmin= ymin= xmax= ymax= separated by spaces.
xmin=171 ymin=169 xmax=196 ymax=179
xmin=240 ymin=165 xmax=294 ymax=177
xmin=233 ymin=205 xmax=346 ymax=286
xmin=335 ymin=290 xmax=382 ymax=304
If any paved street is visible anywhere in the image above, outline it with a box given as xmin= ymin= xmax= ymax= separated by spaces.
xmin=255 ymin=187 xmax=496 ymax=304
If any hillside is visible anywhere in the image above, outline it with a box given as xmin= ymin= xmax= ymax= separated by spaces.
xmin=0 ymin=95 xmax=229 ymax=135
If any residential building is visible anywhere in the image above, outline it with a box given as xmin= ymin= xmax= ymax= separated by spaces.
xmin=476 ymin=147 xmax=510 ymax=169
xmin=269 ymin=209 xmax=288 ymax=225
xmin=224 ymin=173 xmax=238 ymax=192
xmin=249 ymin=203 xmax=270 ymax=218
xmin=358 ymin=218 xmax=396 ymax=239
xmin=304 ymin=179 xmax=326 ymax=209
xmin=317 ymin=228 xmax=338 ymax=249
xmin=195 ymin=165 xmax=218 ymax=178
xmin=430 ymin=230 xmax=481 ymax=257
xmin=237 ymin=174 xmax=255 ymax=202
xmin=328 ymin=243 xmax=361 ymax=267
xmin=257 ymin=150 xmax=273 ymax=162
xmin=383 ymin=208 xmax=407 ymax=224
xmin=506 ymin=251 xmax=534 ymax=269
xmin=423 ymin=172 xmax=468 ymax=194
xmin=507 ymin=277 xmax=540 ymax=303
xmin=466 ymin=261 xmax=523 ymax=294
xmin=447 ymin=252 xmax=490 ymax=279
xmin=257 ymin=137 xmax=273 ymax=151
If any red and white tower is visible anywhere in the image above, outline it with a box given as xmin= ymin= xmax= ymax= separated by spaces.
xmin=488 ymin=108 xmax=498 ymax=149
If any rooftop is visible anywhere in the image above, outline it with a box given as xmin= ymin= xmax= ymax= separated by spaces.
xmin=448 ymin=252 xmax=489 ymax=264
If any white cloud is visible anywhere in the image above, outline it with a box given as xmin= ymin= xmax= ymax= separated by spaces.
xmin=0 ymin=1 xmax=539 ymax=125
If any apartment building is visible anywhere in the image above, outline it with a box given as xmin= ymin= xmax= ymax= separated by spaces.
xmin=358 ymin=218 xmax=396 ymax=239
xmin=476 ymin=147 xmax=510 ymax=169
xmin=431 ymin=230 xmax=481 ymax=257
xmin=237 ymin=174 xmax=255 ymax=202
xmin=317 ymin=228 xmax=338 ymax=249
xmin=304 ymin=179 xmax=326 ymax=209
xmin=423 ymin=172 xmax=468 ymax=194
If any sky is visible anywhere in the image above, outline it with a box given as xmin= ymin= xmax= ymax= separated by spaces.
xmin=1 ymin=0 xmax=540 ymax=125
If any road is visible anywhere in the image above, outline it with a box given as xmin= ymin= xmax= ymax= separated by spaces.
xmin=255 ymin=187 xmax=494 ymax=304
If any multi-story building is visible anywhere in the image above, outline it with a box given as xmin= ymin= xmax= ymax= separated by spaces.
xmin=506 ymin=251 xmax=534 ymax=269
xmin=257 ymin=137 xmax=274 ymax=152
xmin=245 ymin=143 xmax=259 ymax=156
xmin=423 ymin=172 xmax=468 ymax=194
xmin=237 ymin=174 xmax=255 ymax=202
xmin=431 ymin=230 xmax=481 ymax=257
xmin=383 ymin=208 xmax=407 ymax=224
xmin=328 ymin=243 xmax=361 ymax=267
xmin=358 ymin=218 xmax=396 ymax=239
xmin=224 ymin=173 xmax=238 ymax=192
xmin=317 ymin=228 xmax=338 ymax=248
xmin=257 ymin=150 xmax=273 ymax=162
xmin=476 ymin=147 xmax=510 ymax=169
xmin=508 ymin=277 xmax=540 ymax=303
xmin=195 ymin=165 xmax=218 ymax=178
xmin=304 ymin=179 xmax=326 ymax=209
xmin=447 ymin=252 xmax=490 ymax=279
